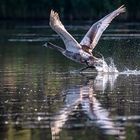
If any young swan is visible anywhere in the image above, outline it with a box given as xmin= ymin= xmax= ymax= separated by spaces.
xmin=43 ymin=5 xmax=126 ymax=72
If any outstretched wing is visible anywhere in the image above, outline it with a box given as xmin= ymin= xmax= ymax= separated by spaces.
xmin=80 ymin=5 xmax=126 ymax=53
xmin=50 ymin=10 xmax=81 ymax=52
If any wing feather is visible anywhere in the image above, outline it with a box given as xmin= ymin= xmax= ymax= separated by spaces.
xmin=50 ymin=10 xmax=81 ymax=52
xmin=80 ymin=5 xmax=126 ymax=52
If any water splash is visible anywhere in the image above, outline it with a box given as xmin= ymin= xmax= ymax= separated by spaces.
xmin=108 ymin=58 xmax=119 ymax=73
xmin=93 ymin=54 xmax=140 ymax=76
xmin=99 ymin=58 xmax=140 ymax=75
xmin=120 ymin=69 xmax=140 ymax=75
xmin=95 ymin=58 xmax=118 ymax=73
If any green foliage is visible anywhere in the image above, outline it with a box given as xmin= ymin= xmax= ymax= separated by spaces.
xmin=0 ymin=0 xmax=139 ymax=20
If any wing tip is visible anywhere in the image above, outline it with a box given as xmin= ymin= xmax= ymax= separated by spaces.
xmin=50 ymin=9 xmax=59 ymax=19
xmin=118 ymin=5 xmax=126 ymax=13
xmin=50 ymin=9 xmax=60 ymax=26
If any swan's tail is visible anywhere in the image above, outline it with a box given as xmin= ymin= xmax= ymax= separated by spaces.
xmin=43 ymin=42 xmax=64 ymax=52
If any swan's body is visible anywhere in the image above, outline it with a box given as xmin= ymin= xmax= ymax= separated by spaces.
xmin=44 ymin=5 xmax=126 ymax=72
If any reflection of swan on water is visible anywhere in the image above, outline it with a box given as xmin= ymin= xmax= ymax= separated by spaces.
xmin=51 ymin=91 xmax=81 ymax=140
xmin=43 ymin=6 xmax=125 ymax=72
xmin=94 ymin=72 xmax=119 ymax=92
xmin=80 ymin=80 xmax=123 ymax=136
xmin=50 ymin=74 xmax=125 ymax=140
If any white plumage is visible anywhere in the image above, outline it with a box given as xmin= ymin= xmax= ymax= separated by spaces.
xmin=44 ymin=5 xmax=126 ymax=72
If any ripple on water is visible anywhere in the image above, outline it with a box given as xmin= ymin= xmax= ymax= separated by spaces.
xmin=1 ymin=22 xmax=140 ymax=140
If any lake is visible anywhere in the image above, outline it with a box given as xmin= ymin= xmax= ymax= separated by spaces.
xmin=0 ymin=20 xmax=140 ymax=140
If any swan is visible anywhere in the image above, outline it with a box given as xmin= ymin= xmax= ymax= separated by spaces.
xmin=43 ymin=5 xmax=126 ymax=72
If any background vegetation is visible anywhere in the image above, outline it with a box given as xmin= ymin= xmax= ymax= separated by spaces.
xmin=0 ymin=0 xmax=139 ymax=21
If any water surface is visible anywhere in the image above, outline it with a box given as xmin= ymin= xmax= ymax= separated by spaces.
xmin=0 ymin=21 xmax=140 ymax=140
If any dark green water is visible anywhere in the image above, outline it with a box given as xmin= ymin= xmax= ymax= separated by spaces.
xmin=0 ymin=21 xmax=140 ymax=140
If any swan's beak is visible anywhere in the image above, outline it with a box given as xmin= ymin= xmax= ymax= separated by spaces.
xmin=43 ymin=43 xmax=48 ymax=47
